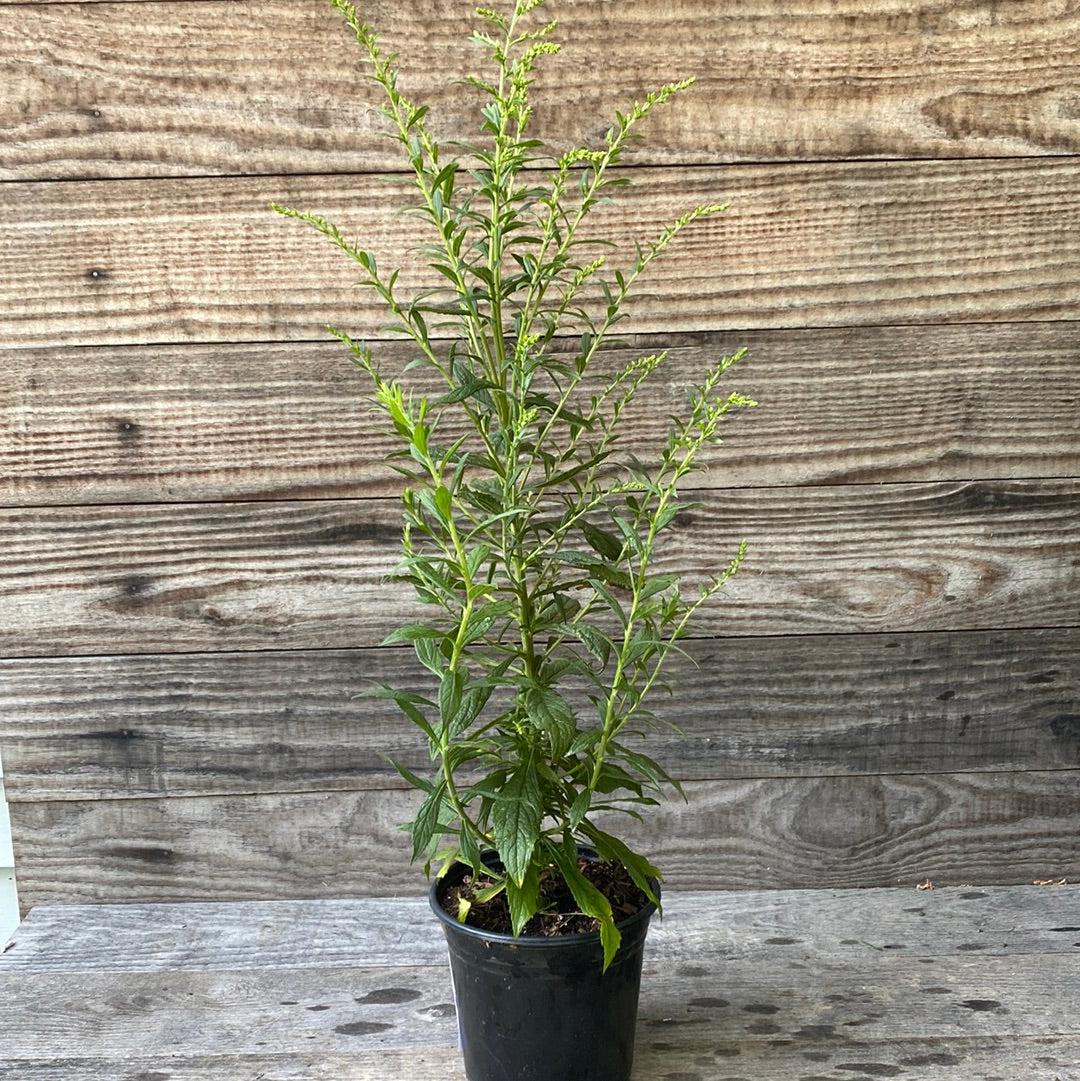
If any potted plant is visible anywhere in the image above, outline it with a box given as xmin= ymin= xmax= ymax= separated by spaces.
xmin=275 ymin=2 xmax=755 ymax=1078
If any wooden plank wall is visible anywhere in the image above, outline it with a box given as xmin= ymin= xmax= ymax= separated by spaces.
xmin=0 ymin=0 xmax=1078 ymax=910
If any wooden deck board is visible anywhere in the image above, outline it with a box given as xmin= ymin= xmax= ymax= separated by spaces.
xmin=1 ymin=886 xmax=1078 ymax=1078
xmin=2 ymin=480 xmax=1078 ymax=659
xmin=0 ymin=1040 xmax=1078 ymax=1081
xmin=2 ymin=160 xmax=1078 ymax=349
xmin=10 ymin=770 xmax=1080 ymax=907
xmin=3 ymin=627 xmax=1078 ymax=802
xmin=5 ymin=0 xmax=1080 ymax=178
xmin=4 ymin=322 xmax=1079 ymax=507
xmin=6 ymin=886 xmax=1080 ymax=973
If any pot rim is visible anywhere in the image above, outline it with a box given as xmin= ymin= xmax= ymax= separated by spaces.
xmin=428 ymin=853 xmax=660 ymax=948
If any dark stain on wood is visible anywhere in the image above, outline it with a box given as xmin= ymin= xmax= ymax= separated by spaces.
xmin=1027 ymin=671 xmax=1060 ymax=684
xmin=900 ymin=1052 xmax=962 ymax=1066
xmin=113 ymin=418 xmax=142 ymax=447
xmin=1049 ymin=715 xmax=1080 ymax=761
xmin=746 ymin=1019 xmax=783 ymax=1035
xmin=354 ymin=988 xmax=421 ymax=1005
xmin=121 ymin=574 xmax=154 ymax=598
xmin=834 ymin=1065 xmax=902 ymax=1077
xmin=306 ymin=518 xmax=401 ymax=547
xmin=794 ymin=1025 xmax=839 ymax=1041
xmin=418 ymin=1002 xmax=456 ymax=1019
xmin=958 ymin=999 xmax=1006 ymax=1012
xmin=106 ymin=846 xmax=178 ymax=865
xmin=333 ymin=1020 xmax=394 ymax=1036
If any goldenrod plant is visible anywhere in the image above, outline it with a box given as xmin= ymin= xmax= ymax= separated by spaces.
xmin=275 ymin=0 xmax=756 ymax=969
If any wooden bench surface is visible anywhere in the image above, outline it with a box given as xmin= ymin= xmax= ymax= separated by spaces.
xmin=1 ymin=885 xmax=1078 ymax=1079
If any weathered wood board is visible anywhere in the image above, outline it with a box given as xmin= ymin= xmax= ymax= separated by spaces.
xmin=2 ymin=159 xmax=1078 ymax=348
xmin=2 ymin=1041 xmax=1076 ymax=1081
xmin=4 ymin=0 xmax=1080 ymax=180
xmin=1 ymin=886 xmax=1078 ymax=1079
xmin=9 ymin=769 xmax=1079 ymax=908
xmin=4 ymin=953 xmax=1080 ymax=1057
xmin=1 ymin=627 xmax=1077 ymax=802
xmin=1 ymin=0 xmax=1078 ymax=923
xmin=8 ymin=885 xmax=1080 ymax=973
xmin=4 ymin=320 xmax=1078 ymax=506
xmin=1 ymin=479 xmax=1076 ymax=658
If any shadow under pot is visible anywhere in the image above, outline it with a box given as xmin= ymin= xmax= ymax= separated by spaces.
xmin=429 ymin=850 xmax=659 ymax=1081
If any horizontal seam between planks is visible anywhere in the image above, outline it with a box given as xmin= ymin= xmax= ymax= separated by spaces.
xmin=3 ymin=315 xmax=1080 ymax=356
xmin=1 ymin=622 xmax=1078 ymax=666
xmin=2 ymin=149 xmax=1079 ymax=186
xmin=6 ymin=766 xmax=1080 ymax=806
xmin=1 ymin=475 xmax=1078 ymax=514
xmin=1 ymin=315 xmax=1077 ymax=354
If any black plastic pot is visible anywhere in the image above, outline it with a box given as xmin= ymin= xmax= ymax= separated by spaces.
xmin=429 ymin=852 xmax=658 ymax=1081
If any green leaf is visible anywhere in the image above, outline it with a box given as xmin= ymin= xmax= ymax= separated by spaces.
xmin=654 ymin=502 xmax=682 ymax=532
xmin=550 ymin=836 xmax=620 ymax=971
xmin=574 ymin=623 xmax=612 ymax=667
xmin=582 ymin=825 xmax=662 ymax=909
xmin=492 ymin=752 xmax=543 ymax=886
xmin=433 ymin=484 xmax=453 ymax=521
xmin=438 ymin=667 xmax=464 ymax=730
xmin=588 ymin=578 xmax=629 ymax=628
xmin=524 ymin=686 xmax=576 ymax=759
xmin=638 ymin=575 xmax=677 ymax=601
xmin=357 ymin=685 xmax=439 ymax=745
xmin=447 ymin=683 xmax=493 ymax=737
xmin=381 ymin=623 xmax=444 ymax=647
xmin=436 ymin=374 xmax=500 ymax=406
xmin=415 ymin=637 xmax=445 ymax=677
xmin=582 ymin=522 xmax=623 ymax=561
xmin=568 ymin=788 xmax=591 ymax=830
xmin=387 ymin=758 xmax=435 ymax=795
xmin=613 ymin=743 xmax=685 ymax=800
xmin=411 ymin=781 xmax=447 ymax=861
xmin=505 ymin=861 xmax=541 ymax=936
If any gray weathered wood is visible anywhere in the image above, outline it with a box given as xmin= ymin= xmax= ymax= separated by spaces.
xmin=1 ymin=887 xmax=1078 ymax=1079
xmin=2 ymin=952 xmax=1078 ymax=1057
xmin=7 ymin=885 xmax=1080 ymax=974
xmin=2 ymin=627 xmax=1078 ymax=802
xmin=1 ymin=1039 xmax=1077 ymax=1081
xmin=0 ymin=479 xmax=1077 ymax=659
xmin=10 ymin=770 xmax=1079 ymax=908
xmin=5 ymin=0 xmax=1080 ymax=180
xmin=4 ymin=321 xmax=1078 ymax=506
xmin=2 ymin=159 xmax=1078 ymax=348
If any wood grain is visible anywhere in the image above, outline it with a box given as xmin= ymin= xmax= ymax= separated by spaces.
xmin=3 ymin=888 xmax=1080 ymax=1081
xmin=9 ymin=885 xmax=1080 ymax=973
xmin=2 ymin=1040 xmax=1077 ymax=1081
xmin=10 ymin=769 xmax=1079 ymax=908
xmin=2 ymin=628 xmax=1078 ymax=802
xmin=4 ymin=320 xmax=1078 ymax=506
xmin=5 ymin=886 xmax=1079 ymax=1080
xmin=0 ymin=479 xmax=1076 ymax=658
xmin=2 ymin=953 xmax=1079 ymax=1057
xmin=2 ymin=159 xmax=1078 ymax=348
xmin=4 ymin=0 xmax=1080 ymax=180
